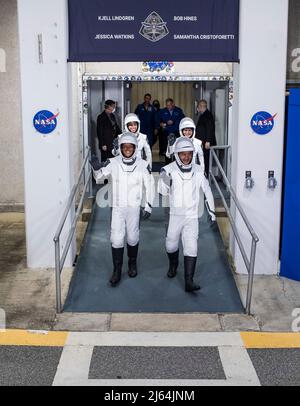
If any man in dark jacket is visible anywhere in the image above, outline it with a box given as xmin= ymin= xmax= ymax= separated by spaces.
xmin=196 ymin=100 xmax=216 ymax=176
xmin=97 ymin=100 xmax=122 ymax=162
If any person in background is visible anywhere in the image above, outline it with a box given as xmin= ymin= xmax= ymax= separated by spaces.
xmin=158 ymin=98 xmax=185 ymax=162
xmin=135 ymin=93 xmax=155 ymax=147
xmin=97 ymin=100 xmax=122 ymax=162
xmin=152 ymin=99 xmax=161 ymax=150
xmin=166 ymin=117 xmax=204 ymax=170
xmin=112 ymin=113 xmax=152 ymax=168
xmin=195 ymin=99 xmax=216 ymax=176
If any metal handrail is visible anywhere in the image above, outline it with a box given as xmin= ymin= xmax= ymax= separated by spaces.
xmin=209 ymin=146 xmax=259 ymax=315
xmin=54 ymin=147 xmax=92 ymax=313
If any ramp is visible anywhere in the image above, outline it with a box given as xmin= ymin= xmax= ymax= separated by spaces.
xmin=64 ymin=203 xmax=244 ymax=313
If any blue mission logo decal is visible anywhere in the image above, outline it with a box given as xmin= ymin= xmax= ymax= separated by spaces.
xmin=250 ymin=111 xmax=277 ymax=135
xmin=33 ymin=110 xmax=59 ymax=134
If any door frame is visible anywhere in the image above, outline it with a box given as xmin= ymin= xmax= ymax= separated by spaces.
xmin=80 ymin=73 xmax=233 ymax=175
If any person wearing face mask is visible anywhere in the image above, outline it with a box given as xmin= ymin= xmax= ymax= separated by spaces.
xmin=195 ymin=99 xmax=217 ymax=177
xmin=112 ymin=113 xmax=152 ymax=168
xmin=97 ymin=100 xmax=122 ymax=162
xmin=166 ymin=117 xmax=204 ymax=170
xmin=90 ymin=133 xmax=155 ymax=287
xmin=158 ymin=137 xmax=216 ymax=292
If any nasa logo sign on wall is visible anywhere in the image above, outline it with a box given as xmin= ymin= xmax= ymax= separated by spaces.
xmin=250 ymin=111 xmax=277 ymax=135
xmin=33 ymin=110 xmax=59 ymax=134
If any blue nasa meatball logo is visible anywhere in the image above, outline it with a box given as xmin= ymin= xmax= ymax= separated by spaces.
xmin=250 ymin=111 xmax=277 ymax=135
xmin=33 ymin=110 xmax=59 ymax=134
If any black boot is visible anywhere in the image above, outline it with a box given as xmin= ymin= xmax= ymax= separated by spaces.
xmin=127 ymin=244 xmax=138 ymax=278
xmin=167 ymin=250 xmax=179 ymax=278
xmin=184 ymin=256 xmax=201 ymax=292
xmin=110 ymin=247 xmax=124 ymax=287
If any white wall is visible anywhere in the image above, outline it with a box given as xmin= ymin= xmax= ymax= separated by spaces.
xmin=18 ymin=0 xmax=75 ymax=268
xmin=0 ymin=0 xmax=24 ymax=208
xmin=70 ymin=63 xmax=83 ymax=178
xmin=231 ymin=0 xmax=288 ymax=275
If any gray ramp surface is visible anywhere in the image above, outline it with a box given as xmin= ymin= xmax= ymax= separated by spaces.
xmin=64 ymin=204 xmax=243 ymax=313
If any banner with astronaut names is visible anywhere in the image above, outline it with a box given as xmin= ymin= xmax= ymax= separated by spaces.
xmin=68 ymin=0 xmax=239 ymax=62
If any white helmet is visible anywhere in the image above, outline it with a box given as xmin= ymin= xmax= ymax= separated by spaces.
xmin=179 ymin=117 xmax=196 ymax=139
xmin=119 ymin=132 xmax=138 ymax=165
xmin=174 ymin=137 xmax=195 ymax=172
xmin=124 ymin=113 xmax=140 ymax=135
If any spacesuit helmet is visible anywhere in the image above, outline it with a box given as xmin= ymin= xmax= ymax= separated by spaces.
xmin=179 ymin=117 xmax=196 ymax=139
xmin=124 ymin=113 xmax=140 ymax=135
xmin=174 ymin=137 xmax=195 ymax=172
xmin=119 ymin=132 xmax=138 ymax=165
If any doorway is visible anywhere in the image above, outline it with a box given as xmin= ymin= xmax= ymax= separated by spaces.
xmin=65 ymin=76 xmax=244 ymax=314
xmin=84 ymin=79 xmax=229 ymax=171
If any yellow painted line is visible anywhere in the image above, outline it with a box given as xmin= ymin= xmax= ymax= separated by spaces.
xmin=0 ymin=330 xmax=68 ymax=347
xmin=241 ymin=332 xmax=300 ymax=349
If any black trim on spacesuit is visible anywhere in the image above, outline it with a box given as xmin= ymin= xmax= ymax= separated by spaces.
xmin=175 ymin=160 xmax=193 ymax=173
xmin=160 ymin=168 xmax=172 ymax=187
xmin=205 ymin=198 xmax=216 ymax=217
xmin=122 ymin=157 xmax=137 ymax=166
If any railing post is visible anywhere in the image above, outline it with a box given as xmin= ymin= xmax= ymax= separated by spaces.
xmin=53 ymin=146 xmax=91 ymax=315
xmin=209 ymin=148 xmax=213 ymax=185
xmin=210 ymin=145 xmax=259 ymax=315
xmin=245 ymin=239 xmax=257 ymax=315
xmin=54 ymin=238 xmax=62 ymax=314
xmin=88 ymin=148 xmax=93 ymax=198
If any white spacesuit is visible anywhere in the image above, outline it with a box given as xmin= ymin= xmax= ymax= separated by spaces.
xmin=166 ymin=117 xmax=205 ymax=170
xmin=92 ymin=133 xmax=155 ymax=286
xmin=158 ymin=137 xmax=216 ymax=292
xmin=112 ymin=113 xmax=152 ymax=168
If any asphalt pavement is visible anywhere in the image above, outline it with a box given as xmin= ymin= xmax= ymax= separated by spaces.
xmin=0 ymin=330 xmax=299 ymax=386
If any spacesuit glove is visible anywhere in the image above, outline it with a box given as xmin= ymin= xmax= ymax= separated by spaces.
xmin=89 ymin=155 xmax=103 ymax=171
xmin=209 ymin=216 xmax=218 ymax=231
xmin=167 ymin=133 xmax=177 ymax=146
xmin=141 ymin=205 xmax=152 ymax=220
xmin=112 ymin=138 xmax=119 ymax=154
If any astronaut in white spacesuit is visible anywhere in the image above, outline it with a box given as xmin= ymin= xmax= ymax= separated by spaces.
xmin=158 ymin=137 xmax=216 ymax=292
xmin=166 ymin=117 xmax=204 ymax=170
xmin=112 ymin=113 xmax=152 ymax=168
xmin=91 ymin=132 xmax=155 ymax=287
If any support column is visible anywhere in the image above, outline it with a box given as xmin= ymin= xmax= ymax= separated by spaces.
xmin=231 ymin=0 xmax=289 ymax=275
xmin=18 ymin=0 xmax=75 ymax=268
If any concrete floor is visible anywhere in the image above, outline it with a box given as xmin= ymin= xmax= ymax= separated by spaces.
xmin=0 ymin=213 xmax=74 ymax=329
xmin=0 ymin=212 xmax=299 ymax=332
